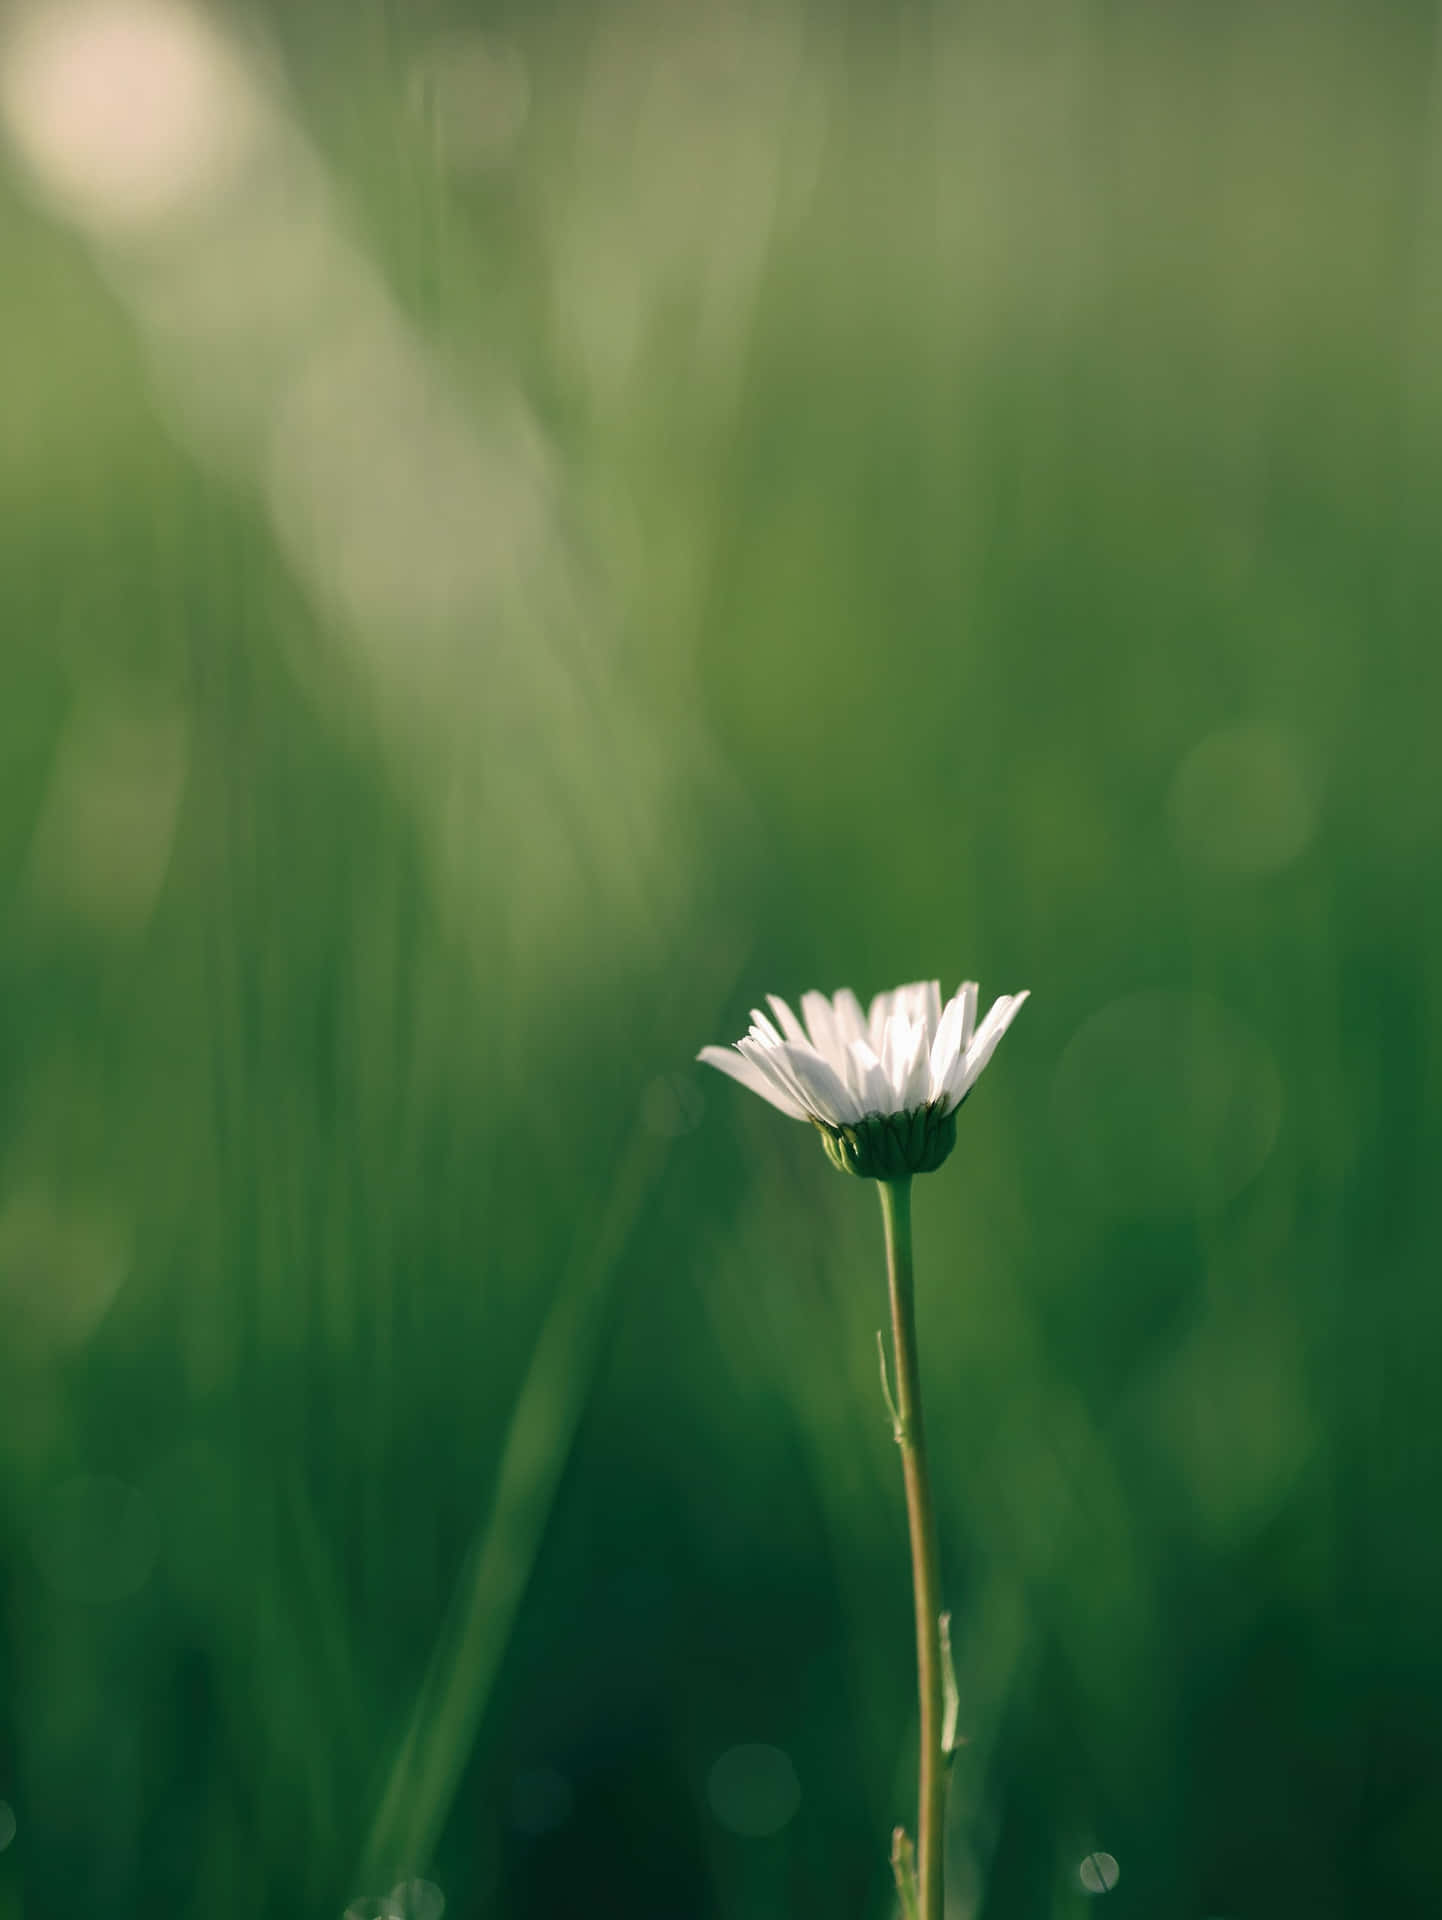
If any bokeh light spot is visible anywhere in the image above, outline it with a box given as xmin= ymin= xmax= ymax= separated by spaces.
xmin=25 ymin=690 xmax=189 ymax=935
xmin=343 ymin=1889 xmax=444 ymax=1920
xmin=1169 ymin=724 xmax=1317 ymax=873
xmin=705 ymin=1743 xmax=800 ymax=1838
xmin=0 ymin=0 xmax=258 ymax=233
xmin=1078 ymin=1850 xmax=1120 ymax=1893
xmin=386 ymin=1881 xmax=445 ymax=1920
xmin=1052 ymin=991 xmax=1282 ymax=1216
xmin=0 ymin=1186 xmax=130 ymax=1347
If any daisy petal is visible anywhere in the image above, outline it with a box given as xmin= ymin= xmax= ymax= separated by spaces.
xmin=800 ymin=991 xmax=843 ymax=1072
xmin=867 ymin=990 xmax=896 ymax=1053
xmin=738 ymin=1036 xmax=821 ymax=1117
xmin=920 ymin=980 xmax=942 ymax=1040
xmin=941 ymin=990 xmax=1030 ymax=1111
xmin=775 ymin=1042 xmax=861 ymax=1125
xmin=885 ymin=982 xmax=937 ymax=1041
xmin=899 ymin=1019 xmax=932 ymax=1108
xmin=880 ymin=1012 xmax=920 ymax=1098
xmin=831 ymin=989 xmax=867 ymax=1047
xmin=954 ymin=981 xmax=979 ymax=1051
xmin=697 ymin=1045 xmax=808 ymax=1119
xmin=766 ymin=995 xmax=810 ymax=1047
xmin=966 ymin=989 xmax=1029 ymax=1062
xmin=928 ymin=992 xmax=967 ymax=1101
xmin=848 ymin=1037 xmax=892 ymax=1115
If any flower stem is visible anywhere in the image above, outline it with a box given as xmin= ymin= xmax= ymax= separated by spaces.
xmin=879 ymin=1176 xmax=946 ymax=1920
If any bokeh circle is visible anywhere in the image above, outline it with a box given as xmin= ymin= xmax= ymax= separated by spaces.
xmin=1053 ymin=991 xmax=1282 ymax=1216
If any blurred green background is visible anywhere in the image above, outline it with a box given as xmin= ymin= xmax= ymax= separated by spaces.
xmin=2 ymin=1 xmax=1440 ymax=1915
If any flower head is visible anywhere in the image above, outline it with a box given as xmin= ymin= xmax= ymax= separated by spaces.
xmin=699 ymin=979 xmax=1028 ymax=1178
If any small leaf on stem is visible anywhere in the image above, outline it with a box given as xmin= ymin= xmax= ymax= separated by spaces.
xmin=939 ymin=1611 xmax=964 ymax=1759
xmin=890 ymin=1826 xmax=920 ymax=1920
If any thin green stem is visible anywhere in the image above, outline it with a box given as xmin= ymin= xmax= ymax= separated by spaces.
xmin=879 ymin=1177 xmax=946 ymax=1920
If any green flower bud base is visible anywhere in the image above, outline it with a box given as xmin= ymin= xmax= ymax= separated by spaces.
xmin=815 ymin=1102 xmax=959 ymax=1179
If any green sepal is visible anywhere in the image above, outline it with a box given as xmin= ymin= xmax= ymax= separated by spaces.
xmin=812 ymin=1101 xmax=960 ymax=1180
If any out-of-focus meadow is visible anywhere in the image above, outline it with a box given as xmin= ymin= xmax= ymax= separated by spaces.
xmin=2 ymin=1 xmax=1440 ymax=1915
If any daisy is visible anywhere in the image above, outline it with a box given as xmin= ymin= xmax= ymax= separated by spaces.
xmin=699 ymin=972 xmax=1032 ymax=1917
xmin=699 ymin=978 xmax=1028 ymax=1177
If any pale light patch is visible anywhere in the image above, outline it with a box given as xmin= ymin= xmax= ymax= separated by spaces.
xmin=0 ymin=1183 xmax=130 ymax=1347
xmin=3 ymin=0 xmax=705 ymax=992
xmin=1052 ymin=991 xmax=1282 ymax=1217
xmin=0 ymin=0 xmax=259 ymax=234
xmin=1152 ymin=1297 xmax=1317 ymax=1547
xmin=265 ymin=318 xmax=550 ymax=646
xmin=706 ymin=1742 xmax=801 ymax=1838
xmin=130 ymin=195 xmax=384 ymax=474
xmin=25 ymin=687 xmax=188 ymax=935
xmin=1169 ymin=724 xmax=1319 ymax=873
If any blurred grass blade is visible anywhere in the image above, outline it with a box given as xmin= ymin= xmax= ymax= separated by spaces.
xmin=357 ymin=1120 xmax=667 ymax=1888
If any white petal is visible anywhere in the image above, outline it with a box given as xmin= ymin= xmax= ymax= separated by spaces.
xmin=939 ymin=1026 xmax=981 ymax=1106
xmin=749 ymin=1008 xmax=783 ymax=1047
xmin=876 ymin=1011 xmax=901 ymax=1087
xmin=772 ymin=1041 xmax=860 ymax=1125
xmin=899 ymin=981 xmax=932 ymax=1031
xmin=883 ymin=982 xmax=937 ymax=1041
xmin=965 ymin=989 xmax=1029 ymax=1063
xmin=697 ymin=1045 xmax=807 ymax=1118
xmin=941 ymin=990 xmax=1029 ymax=1111
xmin=880 ymin=1012 xmax=920 ymax=1100
xmin=954 ymin=981 xmax=979 ymax=1051
xmin=848 ymin=1037 xmax=892 ymax=1115
xmin=867 ymin=990 xmax=896 ymax=1053
xmin=766 ymin=995 xmax=809 ymax=1047
xmin=898 ymin=1019 xmax=932 ymax=1109
xmin=800 ymin=991 xmax=845 ymax=1076
xmin=928 ymin=993 xmax=967 ymax=1101
xmin=738 ymin=1036 xmax=819 ymax=1115
xmin=920 ymin=980 xmax=942 ymax=1040
xmin=831 ymin=989 xmax=867 ymax=1047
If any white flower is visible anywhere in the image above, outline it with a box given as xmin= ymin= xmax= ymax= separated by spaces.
xmin=699 ymin=979 xmax=1029 ymax=1177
